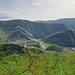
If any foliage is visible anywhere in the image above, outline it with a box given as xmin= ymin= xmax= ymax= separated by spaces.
xmin=0 ymin=43 xmax=24 ymax=56
xmin=44 ymin=43 xmax=52 ymax=48
xmin=46 ymin=44 xmax=63 ymax=52
xmin=44 ymin=30 xmax=75 ymax=47
xmin=0 ymin=47 xmax=75 ymax=75
xmin=0 ymin=29 xmax=8 ymax=41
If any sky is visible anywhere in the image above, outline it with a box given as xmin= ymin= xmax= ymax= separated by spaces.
xmin=0 ymin=0 xmax=75 ymax=21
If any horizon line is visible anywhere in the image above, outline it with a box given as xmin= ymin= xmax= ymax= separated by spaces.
xmin=0 ymin=17 xmax=75 ymax=21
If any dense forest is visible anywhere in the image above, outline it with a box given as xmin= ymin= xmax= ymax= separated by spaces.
xmin=36 ymin=18 xmax=75 ymax=29
xmin=0 ymin=44 xmax=75 ymax=75
xmin=0 ymin=43 xmax=75 ymax=75
xmin=44 ymin=30 xmax=75 ymax=47
xmin=0 ymin=19 xmax=71 ymax=41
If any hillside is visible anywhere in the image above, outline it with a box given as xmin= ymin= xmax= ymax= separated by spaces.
xmin=0 ymin=45 xmax=75 ymax=75
xmin=0 ymin=19 xmax=70 ymax=41
xmin=44 ymin=30 xmax=75 ymax=47
xmin=35 ymin=18 xmax=75 ymax=29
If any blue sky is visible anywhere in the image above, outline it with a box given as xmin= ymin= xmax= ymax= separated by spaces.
xmin=0 ymin=0 xmax=75 ymax=20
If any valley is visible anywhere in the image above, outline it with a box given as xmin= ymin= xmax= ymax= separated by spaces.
xmin=0 ymin=18 xmax=75 ymax=75
xmin=0 ymin=0 xmax=75 ymax=74
xmin=0 ymin=18 xmax=75 ymax=51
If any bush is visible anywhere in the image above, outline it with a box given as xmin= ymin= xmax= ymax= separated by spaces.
xmin=46 ymin=44 xmax=63 ymax=52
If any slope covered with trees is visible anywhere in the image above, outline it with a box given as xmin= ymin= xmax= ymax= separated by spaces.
xmin=44 ymin=30 xmax=75 ymax=47
xmin=36 ymin=18 xmax=75 ymax=29
xmin=0 ymin=47 xmax=75 ymax=75
xmin=47 ymin=18 xmax=75 ymax=29
xmin=0 ymin=19 xmax=70 ymax=41
xmin=0 ymin=40 xmax=75 ymax=75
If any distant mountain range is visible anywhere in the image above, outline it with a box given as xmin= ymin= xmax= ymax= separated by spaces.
xmin=0 ymin=18 xmax=75 ymax=47
xmin=35 ymin=18 xmax=75 ymax=29
xmin=0 ymin=19 xmax=70 ymax=41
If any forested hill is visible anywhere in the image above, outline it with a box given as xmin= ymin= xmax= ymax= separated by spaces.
xmin=35 ymin=18 xmax=75 ymax=29
xmin=44 ymin=30 xmax=75 ymax=47
xmin=0 ymin=19 xmax=71 ymax=41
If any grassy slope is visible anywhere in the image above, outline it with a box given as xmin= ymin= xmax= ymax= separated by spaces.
xmin=0 ymin=29 xmax=8 ymax=40
xmin=44 ymin=30 xmax=75 ymax=47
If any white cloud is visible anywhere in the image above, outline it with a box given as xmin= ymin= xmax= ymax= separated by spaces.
xmin=38 ymin=0 xmax=44 ymax=2
xmin=34 ymin=0 xmax=44 ymax=2
xmin=32 ymin=2 xmax=43 ymax=6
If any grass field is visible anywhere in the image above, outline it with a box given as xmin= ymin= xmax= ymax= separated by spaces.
xmin=44 ymin=43 xmax=52 ymax=48
xmin=0 ymin=29 xmax=8 ymax=40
